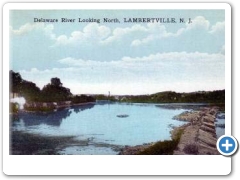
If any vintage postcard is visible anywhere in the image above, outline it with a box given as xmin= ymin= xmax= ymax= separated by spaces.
xmin=3 ymin=3 xmax=232 ymax=175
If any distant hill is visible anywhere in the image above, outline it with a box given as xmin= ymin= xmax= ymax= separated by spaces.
xmin=120 ymin=90 xmax=225 ymax=104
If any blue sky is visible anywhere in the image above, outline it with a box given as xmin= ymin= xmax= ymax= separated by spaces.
xmin=10 ymin=10 xmax=225 ymax=95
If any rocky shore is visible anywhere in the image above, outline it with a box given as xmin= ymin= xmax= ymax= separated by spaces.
xmin=173 ymin=107 xmax=220 ymax=155
xmin=119 ymin=107 xmax=220 ymax=155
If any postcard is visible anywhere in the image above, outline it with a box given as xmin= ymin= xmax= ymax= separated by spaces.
xmin=3 ymin=2 xmax=233 ymax=175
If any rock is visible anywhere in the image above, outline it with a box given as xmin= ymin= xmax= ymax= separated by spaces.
xmin=173 ymin=107 xmax=220 ymax=155
xmin=200 ymin=125 xmax=215 ymax=134
xmin=202 ymin=122 xmax=215 ymax=129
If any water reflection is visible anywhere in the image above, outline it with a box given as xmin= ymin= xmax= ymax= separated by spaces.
xmin=155 ymin=103 xmax=210 ymax=110
xmin=12 ymin=104 xmax=95 ymax=127
xmin=72 ymin=104 xmax=95 ymax=113
xmin=215 ymin=112 xmax=225 ymax=138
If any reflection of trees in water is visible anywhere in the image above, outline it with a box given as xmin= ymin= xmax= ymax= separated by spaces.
xmin=13 ymin=108 xmax=72 ymax=127
xmin=71 ymin=104 xmax=95 ymax=114
xmin=155 ymin=104 xmax=209 ymax=110
xmin=12 ymin=104 xmax=95 ymax=127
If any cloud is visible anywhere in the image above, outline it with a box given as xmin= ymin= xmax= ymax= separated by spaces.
xmin=130 ymin=23 xmax=174 ymax=46
xmin=10 ymin=16 xmax=225 ymax=51
xmin=58 ymin=52 xmax=225 ymax=73
xmin=11 ymin=16 xmax=224 ymax=52
xmin=131 ymin=16 xmax=211 ymax=47
xmin=186 ymin=16 xmax=210 ymax=31
xmin=220 ymin=45 xmax=225 ymax=55
xmin=10 ymin=23 xmax=56 ymax=39
xmin=102 ymin=24 xmax=147 ymax=44
xmin=54 ymin=23 xmax=111 ymax=46
xmin=209 ymin=21 xmax=225 ymax=34
xmin=104 ymin=16 xmax=212 ymax=47
xmin=18 ymin=51 xmax=224 ymax=94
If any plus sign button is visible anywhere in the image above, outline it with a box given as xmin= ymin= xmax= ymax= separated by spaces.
xmin=217 ymin=135 xmax=238 ymax=156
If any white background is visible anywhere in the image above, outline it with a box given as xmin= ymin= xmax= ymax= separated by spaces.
xmin=1 ymin=0 xmax=239 ymax=179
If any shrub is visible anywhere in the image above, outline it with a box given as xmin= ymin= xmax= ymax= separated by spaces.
xmin=138 ymin=129 xmax=184 ymax=155
xmin=10 ymin=102 xmax=19 ymax=113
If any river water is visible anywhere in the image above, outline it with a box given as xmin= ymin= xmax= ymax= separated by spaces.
xmin=10 ymin=102 xmax=224 ymax=155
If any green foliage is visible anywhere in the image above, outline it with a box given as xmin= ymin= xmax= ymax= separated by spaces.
xmin=138 ymin=129 xmax=183 ymax=155
xmin=50 ymin=77 xmax=62 ymax=87
xmin=24 ymin=106 xmax=55 ymax=112
xmin=71 ymin=95 xmax=95 ymax=104
xmin=121 ymin=90 xmax=225 ymax=104
xmin=10 ymin=70 xmax=22 ymax=93
xmin=19 ymin=81 xmax=41 ymax=101
xmin=10 ymin=70 xmax=41 ymax=101
xmin=95 ymin=94 xmax=117 ymax=101
xmin=40 ymin=83 xmax=72 ymax=102
xmin=10 ymin=102 xmax=19 ymax=113
xmin=10 ymin=70 xmax=73 ymax=103
xmin=95 ymin=94 xmax=107 ymax=100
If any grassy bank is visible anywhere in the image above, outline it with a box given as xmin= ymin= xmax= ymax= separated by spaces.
xmin=137 ymin=128 xmax=184 ymax=155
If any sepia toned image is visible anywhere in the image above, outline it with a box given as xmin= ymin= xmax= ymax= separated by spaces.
xmin=9 ymin=9 xmax=225 ymax=155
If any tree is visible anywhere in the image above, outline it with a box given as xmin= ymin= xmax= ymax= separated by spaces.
xmin=50 ymin=77 xmax=62 ymax=87
xmin=10 ymin=70 xmax=23 ymax=93
xmin=10 ymin=70 xmax=41 ymax=101
xmin=20 ymin=81 xmax=41 ymax=101
xmin=41 ymin=77 xmax=72 ymax=102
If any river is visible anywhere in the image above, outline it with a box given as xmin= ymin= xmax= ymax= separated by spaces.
xmin=10 ymin=102 xmax=224 ymax=155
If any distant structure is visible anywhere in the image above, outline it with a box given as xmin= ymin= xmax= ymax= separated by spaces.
xmin=10 ymin=92 xmax=19 ymax=99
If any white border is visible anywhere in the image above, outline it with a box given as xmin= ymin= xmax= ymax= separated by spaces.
xmin=3 ymin=3 xmax=231 ymax=175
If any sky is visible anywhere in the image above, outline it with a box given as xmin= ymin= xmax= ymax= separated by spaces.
xmin=9 ymin=10 xmax=225 ymax=95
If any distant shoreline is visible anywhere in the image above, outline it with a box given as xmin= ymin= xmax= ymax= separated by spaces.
xmin=19 ymin=101 xmax=96 ymax=113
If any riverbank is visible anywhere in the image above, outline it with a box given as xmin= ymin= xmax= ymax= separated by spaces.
xmin=119 ymin=107 xmax=220 ymax=155
xmin=173 ymin=107 xmax=220 ymax=155
xmin=10 ymin=131 xmax=80 ymax=155
xmin=22 ymin=101 xmax=96 ymax=113
xmin=10 ymin=131 xmax=122 ymax=155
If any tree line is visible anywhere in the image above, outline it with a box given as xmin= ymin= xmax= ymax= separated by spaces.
xmin=10 ymin=70 xmax=95 ymax=103
xmin=121 ymin=90 xmax=225 ymax=104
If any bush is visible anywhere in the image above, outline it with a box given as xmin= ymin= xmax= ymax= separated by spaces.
xmin=71 ymin=95 xmax=95 ymax=104
xmin=138 ymin=129 xmax=184 ymax=155
xmin=24 ymin=106 xmax=55 ymax=112
xmin=10 ymin=103 xmax=19 ymax=113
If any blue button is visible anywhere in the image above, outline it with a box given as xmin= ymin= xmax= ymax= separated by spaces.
xmin=217 ymin=135 xmax=238 ymax=156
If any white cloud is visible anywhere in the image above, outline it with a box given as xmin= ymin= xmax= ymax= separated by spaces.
xmin=131 ymin=16 xmax=211 ymax=47
xmin=102 ymin=24 xmax=147 ymax=44
xmin=54 ymin=23 xmax=111 ymax=46
xmin=10 ymin=23 xmax=56 ymax=39
xmin=130 ymin=23 xmax=174 ymax=46
xmin=209 ymin=21 xmax=225 ymax=34
xmin=19 ymin=51 xmax=224 ymax=95
xmin=58 ymin=52 xmax=225 ymax=71
xmin=10 ymin=17 xmax=224 ymax=50
xmin=185 ymin=16 xmax=210 ymax=31
xmin=220 ymin=45 xmax=225 ymax=55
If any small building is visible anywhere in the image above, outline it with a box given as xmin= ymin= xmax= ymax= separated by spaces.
xmin=10 ymin=92 xmax=19 ymax=99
